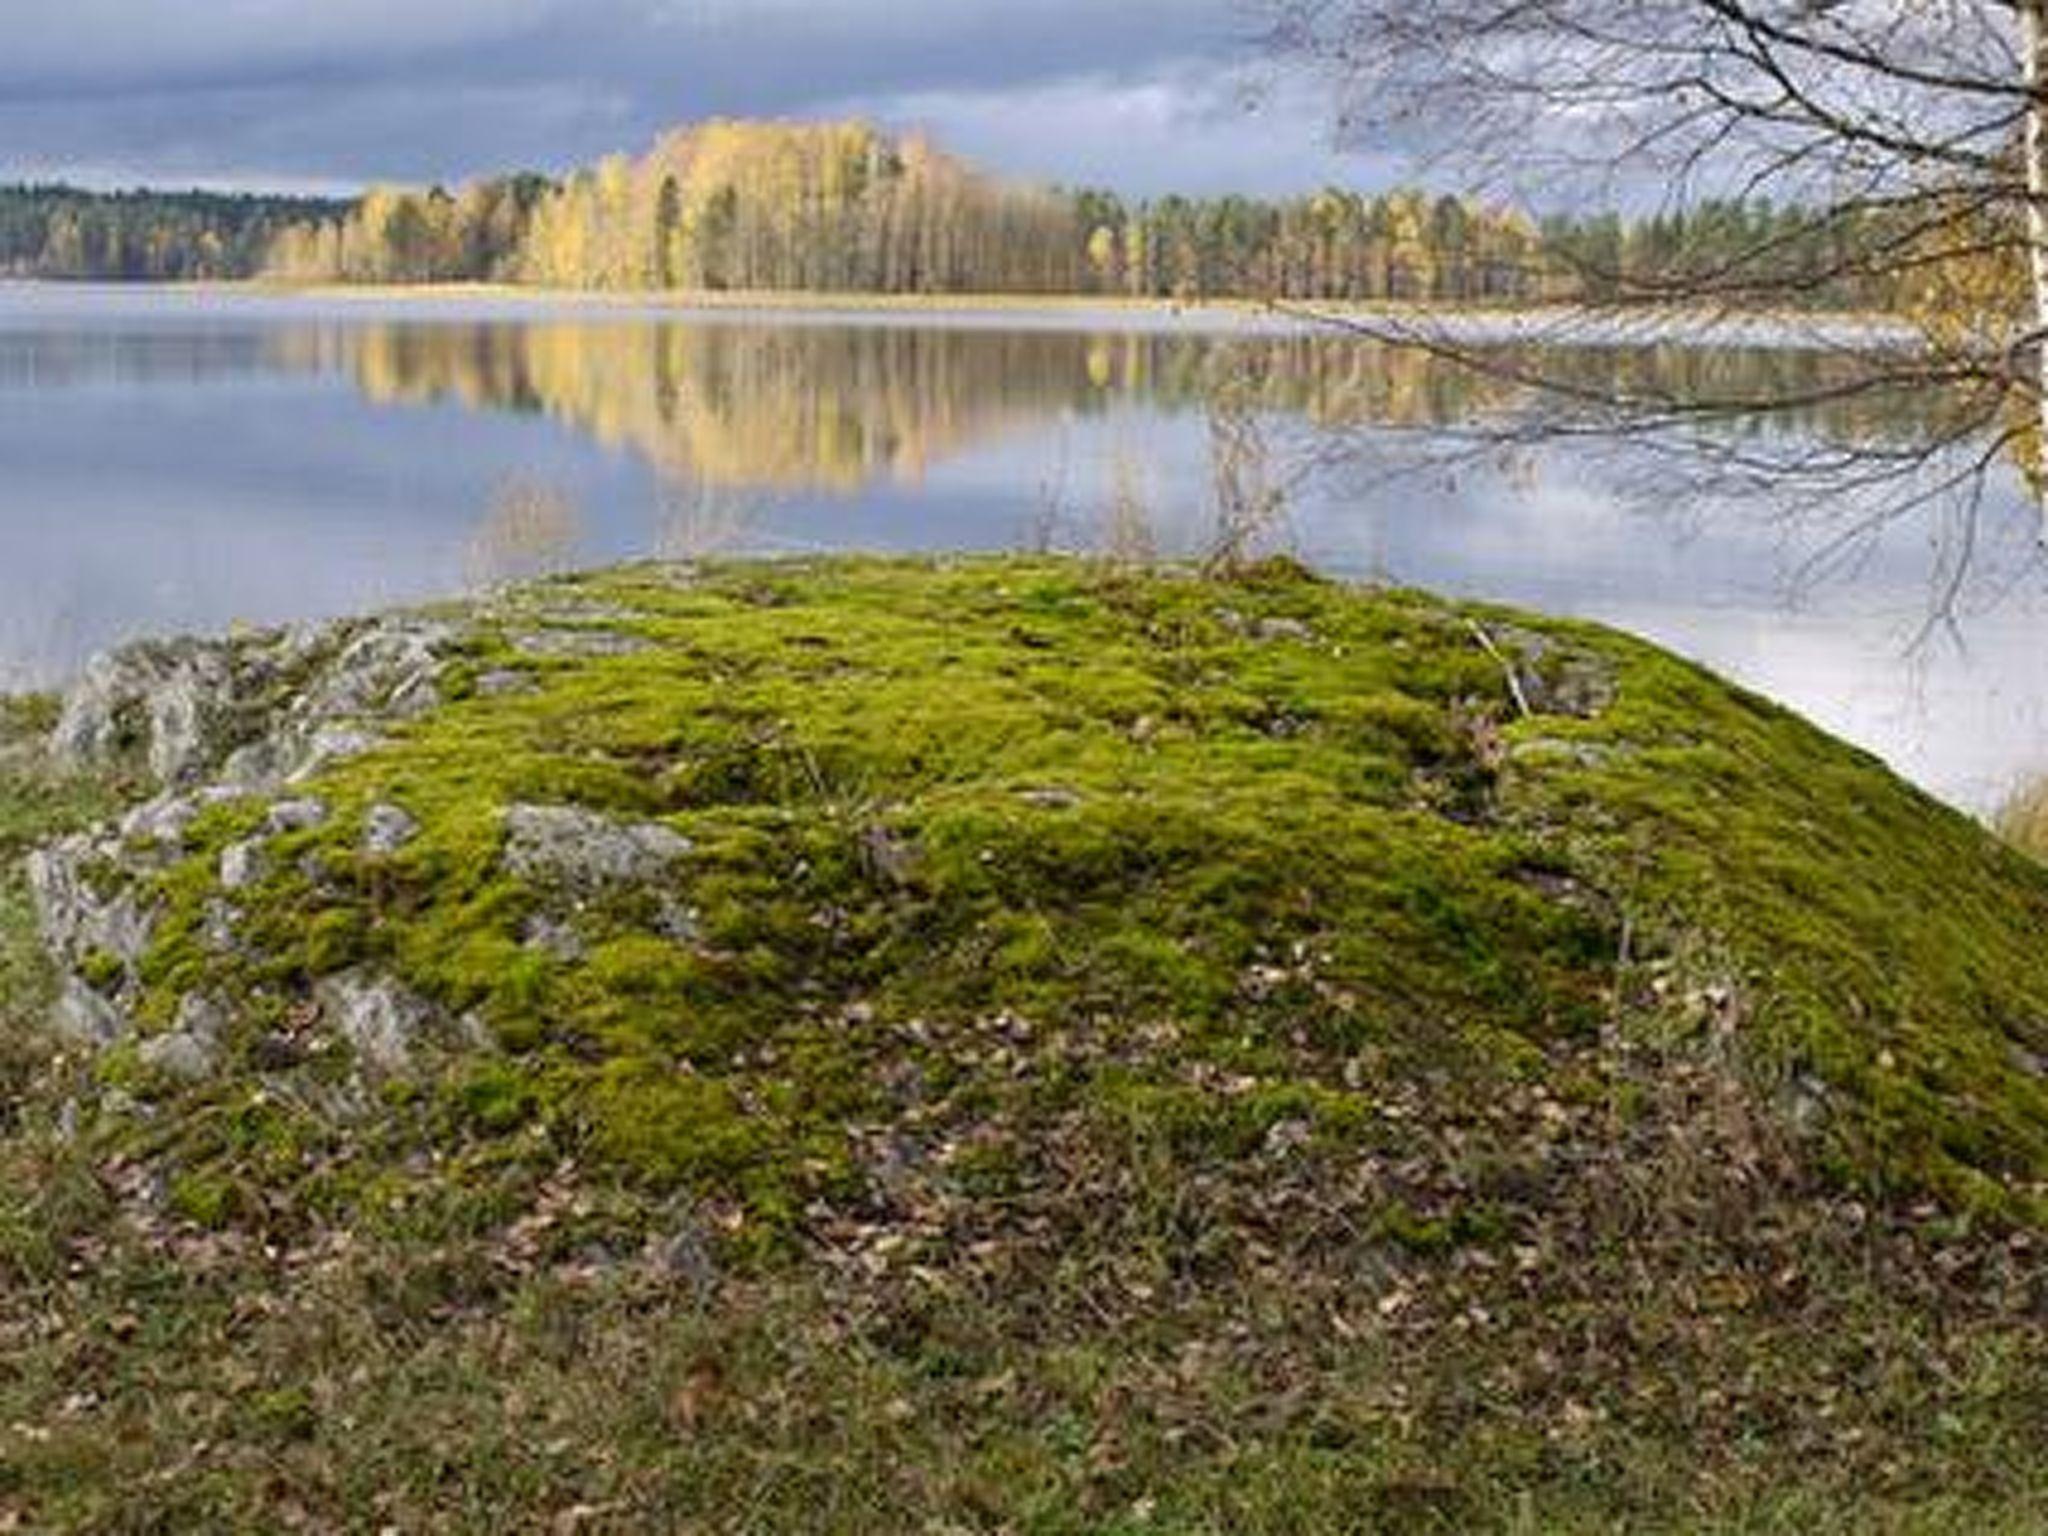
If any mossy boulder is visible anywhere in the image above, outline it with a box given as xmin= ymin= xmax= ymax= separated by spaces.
xmin=20 ymin=555 xmax=2048 ymax=1243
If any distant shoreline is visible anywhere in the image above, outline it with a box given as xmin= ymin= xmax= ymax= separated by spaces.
xmin=1 ymin=277 xmax=1920 ymax=349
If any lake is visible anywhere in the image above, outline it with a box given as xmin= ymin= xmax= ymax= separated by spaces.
xmin=2 ymin=282 xmax=2043 ymax=819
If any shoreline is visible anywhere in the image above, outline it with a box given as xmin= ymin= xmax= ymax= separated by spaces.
xmin=2 ymin=276 xmax=1919 ymax=348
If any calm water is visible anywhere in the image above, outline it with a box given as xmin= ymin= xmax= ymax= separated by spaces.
xmin=2 ymin=283 xmax=2044 ymax=818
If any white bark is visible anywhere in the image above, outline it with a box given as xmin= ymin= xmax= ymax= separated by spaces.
xmin=2020 ymin=0 xmax=2048 ymax=539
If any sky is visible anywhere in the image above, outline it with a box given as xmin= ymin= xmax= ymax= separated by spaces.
xmin=0 ymin=0 xmax=1388 ymax=198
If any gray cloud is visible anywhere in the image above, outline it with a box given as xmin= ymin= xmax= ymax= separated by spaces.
xmin=0 ymin=0 xmax=1392 ymax=197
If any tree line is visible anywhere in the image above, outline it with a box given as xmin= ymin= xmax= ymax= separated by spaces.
xmin=4 ymin=119 xmax=1900 ymax=309
xmin=0 ymin=185 xmax=347 ymax=281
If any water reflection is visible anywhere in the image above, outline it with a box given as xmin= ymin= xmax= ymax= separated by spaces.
xmin=296 ymin=319 xmax=1939 ymax=493
xmin=0 ymin=287 xmax=2041 ymax=816
xmin=463 ymin=478 xmax=586 ymax=587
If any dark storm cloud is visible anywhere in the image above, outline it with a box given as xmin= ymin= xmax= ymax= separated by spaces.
xmin=0 ymin=0 xmax=1372 ymax=195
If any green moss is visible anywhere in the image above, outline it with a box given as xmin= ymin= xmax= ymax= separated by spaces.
xmin=167 ymin=1170 xmax=237 ymax=1228
xmin=38 ymin=555 xmax=2038 ymax=1237
xmin=76 ymin=948 xmax=126 ymax=993
xmin=4 ymin=569 xmax=2046 ymax=1536
xmin=1374 ymin=1200 xmax=1456 ymax=1256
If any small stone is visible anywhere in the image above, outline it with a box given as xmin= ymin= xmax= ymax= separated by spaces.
xmin=1256 ymin=617 xmax=1315 ymax=643
xmin=174 ymin=992 xmax=230 ymax=1044
xmin=1264 ymin=1117 xmax=1312 ymax=1155
xmin=315 ymin=971 xmax=438 ymax=1075
xmin=513 ymin=629 xmax=651 ymax=659
xmin=222 ymin=739 xmax=289 ymax=791
xmin=654 ymin=896 xmax=700 ymax=943
xmin=219 ymin=840 xmax=267 ymax=892
xmin=287 ymin=726 xmax=380 ymax=783
xmin=1016 ymin=787 xmax=1082 ymax=810
xmin=138 ymin=1032 xmax=216 ymax=1083
xmin=386 ymin=669 xmax=441 ymax=719
xmin=121 ymin=794 xmax=201 ymax=848
xmin=55 ymin=978 xmax=127 ymax=1047
xmin=859 ymin=824 xmax=918 ymax=887
xmin=476 ymin=670 xmax=536 ymax=697
xmin=521 ymin=914 xmax=587 ymax=961
xmin=455 ymin=1012 xmax=495 ymax=1051
xmin=363 ymin=803 xmax=420 ymax=856
xmin=266 ymin=798 xmax=330 ymax=835
xmin=503 ymin=804 xmax=693 ymax=894
xmin=202 ymin=898 xmax=241 ymax=954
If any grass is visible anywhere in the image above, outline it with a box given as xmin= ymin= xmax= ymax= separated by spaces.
xmin=0 ymin=556 xmax=2043 ymax=1531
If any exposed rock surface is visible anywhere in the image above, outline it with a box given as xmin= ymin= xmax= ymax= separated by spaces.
xmin=49 ymin=615 xmax=460 ymax=793
xmin=26 ymin=608 xmax=473 ymax=1081
xmin=315 ymin=971 xmax=439 ymax=1075
xmin=52 ymin=639 xmax=235 ymax=785
xmin=138 ymin=1030 xmax=217 ymax=1083
xmin=55 ymin=977 xmax=128 ymax=1048
xmin=362 ymin=803 xmax=419 ymax=856
xmin=502 ymin=804 xmax=693 ymax=894
xmin=27 ymin=835 xmax=157 ymax=970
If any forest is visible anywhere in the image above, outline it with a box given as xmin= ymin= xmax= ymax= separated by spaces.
xmin=0 ymin=185 xmax=346 ymax=281
xmin=3 ymin=119 xmax=1892 ymax=308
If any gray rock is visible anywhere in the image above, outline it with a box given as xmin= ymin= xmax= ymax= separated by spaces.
xmin=1487 ymin=626 xmax=1619 ymax=719
xmin=476 ymin=670 xmax=537 ymax=697
xmin=52 ymin=640 xmax=237 ymax=784
xmin=502 ymin=804 xmax=693 ymax=895
xmin=55 ymin=978 xmax=127 ymax=1047
xmin=138 ymin=1031 xmax=216 ymax=1083
xmin=858 ymin=824 xmax=919 ymax=888
xmin=119 ymin=786 xmax=254 ymax=853
xmin=1016 ymin=787 xmax=1083 ymax=811
xmin=362 ymin=803 xmax=420 ymax=856
xmin=654 ymin=896 xmax=701 ymax=943
xmin=315 ymin=971 xmax=438 ymax=1075
xmin=295 ymin=622 xmax=453 ymax=723
xmin=285 ymin=726 xmax=380 ymax=784
xmin=218 ymin=839 xmax=267 ymax=892
xmin=120 ymin=794 xmax=202 ymax=848
xmin=455 ymin=1012 xmax=495 ymax=1052
xmin=49 ymin=614 xmax=459 ymax=798
xmin=1255 ymin=617 xmax=1315 ymax=643
xmin=521 ymin=914 xmax=588 ymax=961
xmin=173 ymin=992 xmax=230 ymax=1044
xmin=221 ymin=738 xmax=291 ymax=791
xmin=201 ymin=898 xmax=241 ymax=955
xmin=148 ymin=655 xmax=233 ymax=784
xmin=266 ymin=798 xmax=330 ymax=835
xmin=513 ymin=629 xmax=651 ymax=659
xmin=276 ymin=621 xmax=329 ymax=669
xmin=27 ymin=836 xmax=155 ymax=967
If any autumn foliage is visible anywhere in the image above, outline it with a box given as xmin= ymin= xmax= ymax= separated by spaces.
xmin=264 ymin=118 xmax=1558 ymax=302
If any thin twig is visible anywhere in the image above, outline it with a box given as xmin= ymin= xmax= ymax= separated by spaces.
xmin=1465 ymin=619 xmax=1533 ymax=718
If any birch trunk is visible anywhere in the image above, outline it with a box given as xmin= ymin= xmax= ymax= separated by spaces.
xmin=2020 ymin=0 xmax=2048 ymax=538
